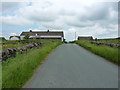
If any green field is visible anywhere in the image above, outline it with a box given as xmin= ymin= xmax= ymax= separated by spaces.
xmin=1 ymin=39 xmax=61 ymax=50
xmin=2 ymin=43 xmax=30 ymax=50
xmin=2 ymin=40 xmax=61 ymax=88
xmin=75 ymin=40 xmax=119 ymax=65
xmin=1 ymin=40 xmax=28 ymax=50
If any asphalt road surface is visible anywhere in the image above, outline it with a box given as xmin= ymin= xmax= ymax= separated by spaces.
xmin=23 ymin=44 xmax=118 ymax=88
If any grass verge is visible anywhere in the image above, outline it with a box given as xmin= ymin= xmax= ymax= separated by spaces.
xmin=75 ymin=40 xmax=119 ymax=65
xmin=0 ymin=62 xmax=2 ymax=89
xmin=2 ymin=40 xmax=61 ymax=88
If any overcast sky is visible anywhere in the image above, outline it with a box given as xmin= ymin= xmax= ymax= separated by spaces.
xmin=0 ymin=0 xmax=119 ymax=41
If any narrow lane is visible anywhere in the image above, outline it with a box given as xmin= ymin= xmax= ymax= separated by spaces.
xmin=23 ymin=44 xmax=118 ymax=88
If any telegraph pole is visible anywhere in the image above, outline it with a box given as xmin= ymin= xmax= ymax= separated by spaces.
xmin=75 ymin=32 xmax=76 ymax=41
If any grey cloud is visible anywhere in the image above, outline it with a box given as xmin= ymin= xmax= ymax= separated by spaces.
xmin=78 ymin=2 xmax=117 ymax=21
xmin=19 ymin=7 xmax=58 ymax=22
xmin=1 ymin=16 xmax=32 ymax=26
xmin=0 ymin=2 xmax=27 ymax=13
xmin=1 ymin=1 xmax=118 ymax=40
xmin=3 ymin=2 xmax=117 ymax=28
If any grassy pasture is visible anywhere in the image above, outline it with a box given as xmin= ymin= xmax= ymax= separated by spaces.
xmin=2 ymin=40 xmax=61 ymax=88
xmin=75 ymin=40 xmax=119 ymax=65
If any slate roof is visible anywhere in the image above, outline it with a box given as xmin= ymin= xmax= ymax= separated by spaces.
xmin=78 ymin=36 xmax=93 ymax=40
xmin=78 ymin=36 xmax=93 ymax=38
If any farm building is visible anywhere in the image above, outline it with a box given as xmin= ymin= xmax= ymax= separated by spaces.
xmin=20 ymin=30 xmax=64 ymax=41
xmin=9 ymin=36 xmax=20 ymax=40
xmin=78 ymin=36 xmax=93 ymax=40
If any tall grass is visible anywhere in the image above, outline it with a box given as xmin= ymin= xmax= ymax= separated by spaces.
xmin=2 ymin=40 xmax=61 ymax=88
xmin=75 ymin=40 xmax=119 ymax=65
xmin=0 ymin=43 xmax=2 ymax=89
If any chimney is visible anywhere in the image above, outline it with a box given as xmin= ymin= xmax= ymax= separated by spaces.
xmin=30 ymin=30 xmax=32 ymax=32
xmin=47 ymin=29 xmax=49 ymax=32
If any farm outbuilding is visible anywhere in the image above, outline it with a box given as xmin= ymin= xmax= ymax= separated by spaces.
xmin=78 ymin=36 xmax=93 ymax=40
xmin=20 ymin=30 xmax=64 ymax=42
xmin=9 ymin=36 xmax=20 ymax=40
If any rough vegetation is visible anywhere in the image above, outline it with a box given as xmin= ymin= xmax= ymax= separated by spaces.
xmin=75 ymin=39 xmax=119 ymax=65
xmin=2 ymin=39 xmax=61 ymax=88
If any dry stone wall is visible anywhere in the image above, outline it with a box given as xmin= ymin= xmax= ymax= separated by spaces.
xmin=0 ymin=42 xmax=42 ymax=62
xmin=90 ymin=42 xmax=120 ymax=48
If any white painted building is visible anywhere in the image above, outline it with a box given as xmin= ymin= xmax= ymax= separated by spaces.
xmin=20 ymin=30 xmax=64 ymax=42
xmin=9 ymin=36 xmax=20 ymax=40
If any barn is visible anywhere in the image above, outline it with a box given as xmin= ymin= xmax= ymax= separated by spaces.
xmin=9 ymin=36 xmax=20 ymax=40
xmin=20 ymin=30 xmax=64 ymax=42
xmin=78 ymin=36 xmax=93 ymax=40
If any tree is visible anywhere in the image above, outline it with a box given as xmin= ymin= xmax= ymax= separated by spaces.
xmin=95 ymin=38 xmax=97 ymax=42
xmin=24 ymin=34 xmax=30 ymax=40
xmin=0 ymin=37 xmax=6 ymax=41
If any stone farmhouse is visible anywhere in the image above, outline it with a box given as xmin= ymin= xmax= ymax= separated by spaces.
xmin=78 ymin=36 xmax=93 ymax=40
xmin=20 ymin=30 xmax=64 ymax=42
